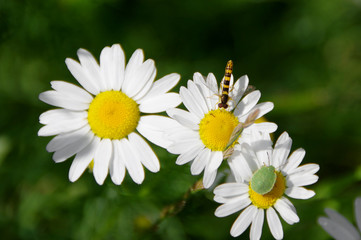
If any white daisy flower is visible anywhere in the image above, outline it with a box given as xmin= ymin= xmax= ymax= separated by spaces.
xmin=166 ymin=62 xmax=277 ymax=188
xmin=214 ymin=131 xmax=319 ymax=240
xmin=38 ymin=44 xmax=181 ymax=185
xmin=318 ymin=197 xmax=361 ymax=240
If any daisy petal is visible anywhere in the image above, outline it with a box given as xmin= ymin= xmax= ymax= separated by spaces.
xmin=214 ymin=182 xmax=249 ymax=197
xmin=253 ymin=102 xmax=274 ymax=119
xmin=191 ymin=148 xmax=211 ymax=175
xmin=51 ymin=81 xmax=93 ymax=103
xmin=139 ymin=93 xmax=181 ymax=113
xmin=274 ymin=198 xmax=299 ymax=225
xmin=52 ymin=131 xmax=93 ymax=163
xmin=187 ymin=80 xmax=209 ymax=114
xmin=324 ymin=208 xmax=360 ymax=238
xmin=119 ymin=138 xmax=145 ymax=184
xmin=208 ymin=151 xmax=223 ymax=173
xmin=285 ymin=187 xmax=315 ymax=199
xmin=288 ymin=163 xmax=320 ymax=176
xmin=65 ymin=58 xmax=99 ymax=95
xmin=230 ymin=205 xmax=257 ymax=237
xmin=282 ymin=148 xmax=306 ymax=174
xmin=123 ymin=49 xmax=144 ymax=90
xmin=318 ymin=216 xmax=359 ymax=240
xmin=46 ymin=125 xmax=91 ymax=152
xmin=38 ymin=119 xmax=88 ymax=137
xmin=77 ymin=48 xmax=104 ymax=91
xmin=287 ymin=174 xmax=319 ymax=187
xmin=93 ymin=138 xmax=112 ymax=185
xmin=128 ymin=132 xmax=160 ymax=172
xmin=179 ymin=85 xmax=205 ymax=119
xmin=126 ymin=59 xmax=156 ymax=98
xmin=69 ymin=137 xmax=100 ymax=182
xmin=139 ymin=73 xmax=180 ymax=102
xmin=250 ymin=122 xmax=278 ymax=133
xmin=167 ymin=139 xmax=202 ymax=155
xmin=203 ymin=165 xmax=217 ymax=188
xmin=167 ymin=108 xmax=199 ymax=130
xmin=39 ymin=91 xmax=90 ymax=111
xmin=109 ymin=140 xmax=126 ymax=185
xmin=175 ymin=144 xmax=203 ymax=165
xmin=355 ymin=197 xmax=361 ymax=233
xmin=234 ymin=90 xmax=261 ymax=117
xmin=250 ymin=208 xmax=264 ymax=240
xmin=215 ymin=196 xmax=251 ymax=217
xmin=137 ymin=115 xmax=180 ymax=148
xmin=231 ymin=75 xmax=249 ymax=107
xmin=272 ymin=132 xmax=292 ymax=168
xmin=100 ymin=44 xmax=125 ymax=91
xmin=39 ymin=109 xmax=87 ymax=125
xmin=267 ymin=207 xmax=283 ymax=240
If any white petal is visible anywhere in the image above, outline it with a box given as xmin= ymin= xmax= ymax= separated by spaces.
xmin=234 ymin=90 xmax=261 ymax=117
xmin=355 ymin=197 xmax=361 ymax=233
xmin=190 ymin=148 xmax=211 ymax=175
xmin=214 ymin=182 xmax=249 ymax=197
xmin=39 ymin=109 xmax=87 ymax=125
xmin=253 ymin=102 xmax=274 ymax=119
xmin=93 ymin=138 xmax=112 ymax=185
xmin=215 ymin=197 xmax=251 ymax=217
xmin=230 ymin=205 xmax=257 ymax=237
xmin=128 ymin=132 xmax=160 ymax=172
xmin=38 ymin=119 xmax=88 ymax=136
xmin=325 ymin=208 xmax=360 ymax=239
xmin=187 ymin=80 xmax=209 ymax=114
xmin=193 ymin=73 xmax=213 ymax=109
xmin=119 ymin=138 xmax=145 ymax=184
xmin=132 ymin=70 xmax=156 ymax=101
xmin=274 ymin=198 xmax=299 ymax=225
xmin=167 ymin=139 xmax=203 ymax=155
xmin=228 ymin=152 xmax=253 ymax=183
xmin=285 ymin=187 xmax=315 ymax=199
xmin=267 ymin=207 xmax=283 ymax=240
xmin=206 ymin=73 xmax=218 ymax=94
xmin=39 ymin=91 xmax=90 ymax=111
xmin=139 ymin=93 xmax=181 ymax=113
xmin=179 ymin=85 xmax=205 ymax=119
xmin=52 ymin=130 xmax=94 ymax=163
xmin=250 ymin=208 xmax=264 ymax=240
xmin=250 ymin=122 xmax=278 ymax=133
xmin=281 ymin=148 xmax=306 ymax=174
xmin=230 ymin=75 xmax=249 ymax=108
xmin=126 ymin=59 xmax=156 ymax=98
xmin=287 ymin=163 xmax=320 ymax=176
xmin=318 ymin=216 xmax=359 ymax=240
xmin=123 ymin=49 xmax=144 ymax=91
xmin=51 ymin=81 xmax=93 ymax=103
xmin=272 ymin=131 xmax=292 ymax=168
xmin=287 ymin=174 xmax=319 ymax=187
xmin=65 ymin=58 xmax=99 ymax=95
xmin=46 ymin=125 xmax=91 ymax=152
xmin=77 ymin=48 xmax=104 ymax=91
xmin=100 ymin=44 xmax=125 ymax=91
xmin=69 ymin=137 xmax=100 ymax=182
xmin=109 ymin=140 xmax=126 ymax=185
xmin=203 ymin=165 xmax=217 ymax=188
xmin=166 ymin=108 xmax=199 ymax=130
xmin=139 ymin=73 xmax=180 ymax=102
xmin=137 ymin=115 xmax=181 ymax=148
xmin=207 ymin=151 xmax=223 ymax=173
xmin=175 ymin=145 xmax=203 ymax=165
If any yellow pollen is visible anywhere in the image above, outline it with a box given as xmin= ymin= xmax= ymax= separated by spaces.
xmin=249 ymin=171 xmax=286 ymax=209
xmin=87 ymin=90 xmax=140 ymax=139
xmin=199 ymin=109 xmax=239 ymax=151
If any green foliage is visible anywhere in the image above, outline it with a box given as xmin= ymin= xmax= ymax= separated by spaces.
xmin=0 ymin=0 xmax=361 ymax=239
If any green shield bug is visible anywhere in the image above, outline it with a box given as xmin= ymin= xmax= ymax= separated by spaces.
xmin=251 ymin=165 xmax=277 ymax=195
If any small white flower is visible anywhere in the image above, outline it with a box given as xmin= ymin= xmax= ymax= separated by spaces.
xmin=166 ymin=70 xmax=277 ymax=188
xmin=38 ymin=44 xmax=181 ymax=185
xmin=214 ymin=131 xmax=319 ymax=240
xmin=318 ymin=197 xmax=361 ymax=240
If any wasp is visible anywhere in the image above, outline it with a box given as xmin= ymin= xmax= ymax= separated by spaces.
xmin=218 ymin=60 xmax=233 ymax=109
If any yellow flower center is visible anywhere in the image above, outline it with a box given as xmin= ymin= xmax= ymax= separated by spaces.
xmin=87 ymin=90 xmax=140 ymax=139
xmin=249 ymin=171 xmax=286 ymax=209
xmin=199 ymin=109 xmax=239 ymax=151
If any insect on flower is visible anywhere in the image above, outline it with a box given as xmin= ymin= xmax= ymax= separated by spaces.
xmin=218 ymin=60 xmax=233 ymax=109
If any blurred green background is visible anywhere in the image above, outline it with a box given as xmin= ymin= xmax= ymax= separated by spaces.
xmin=0 ymin=0 xmax=361 ymax=239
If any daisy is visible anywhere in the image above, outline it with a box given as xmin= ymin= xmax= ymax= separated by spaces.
xmin=318 ymin=197 xmax=361 ymax=240
xmin=38 ymin=44 xmax=181 ymax=185
xmin=166 ymin=63 xmax=277 ymax=188
xmin=214 ymin=131 xmax=319 ymax=240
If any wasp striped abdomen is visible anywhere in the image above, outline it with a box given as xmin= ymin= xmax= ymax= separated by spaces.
xmin=218 ymin=60 xmax=233 ymax=109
